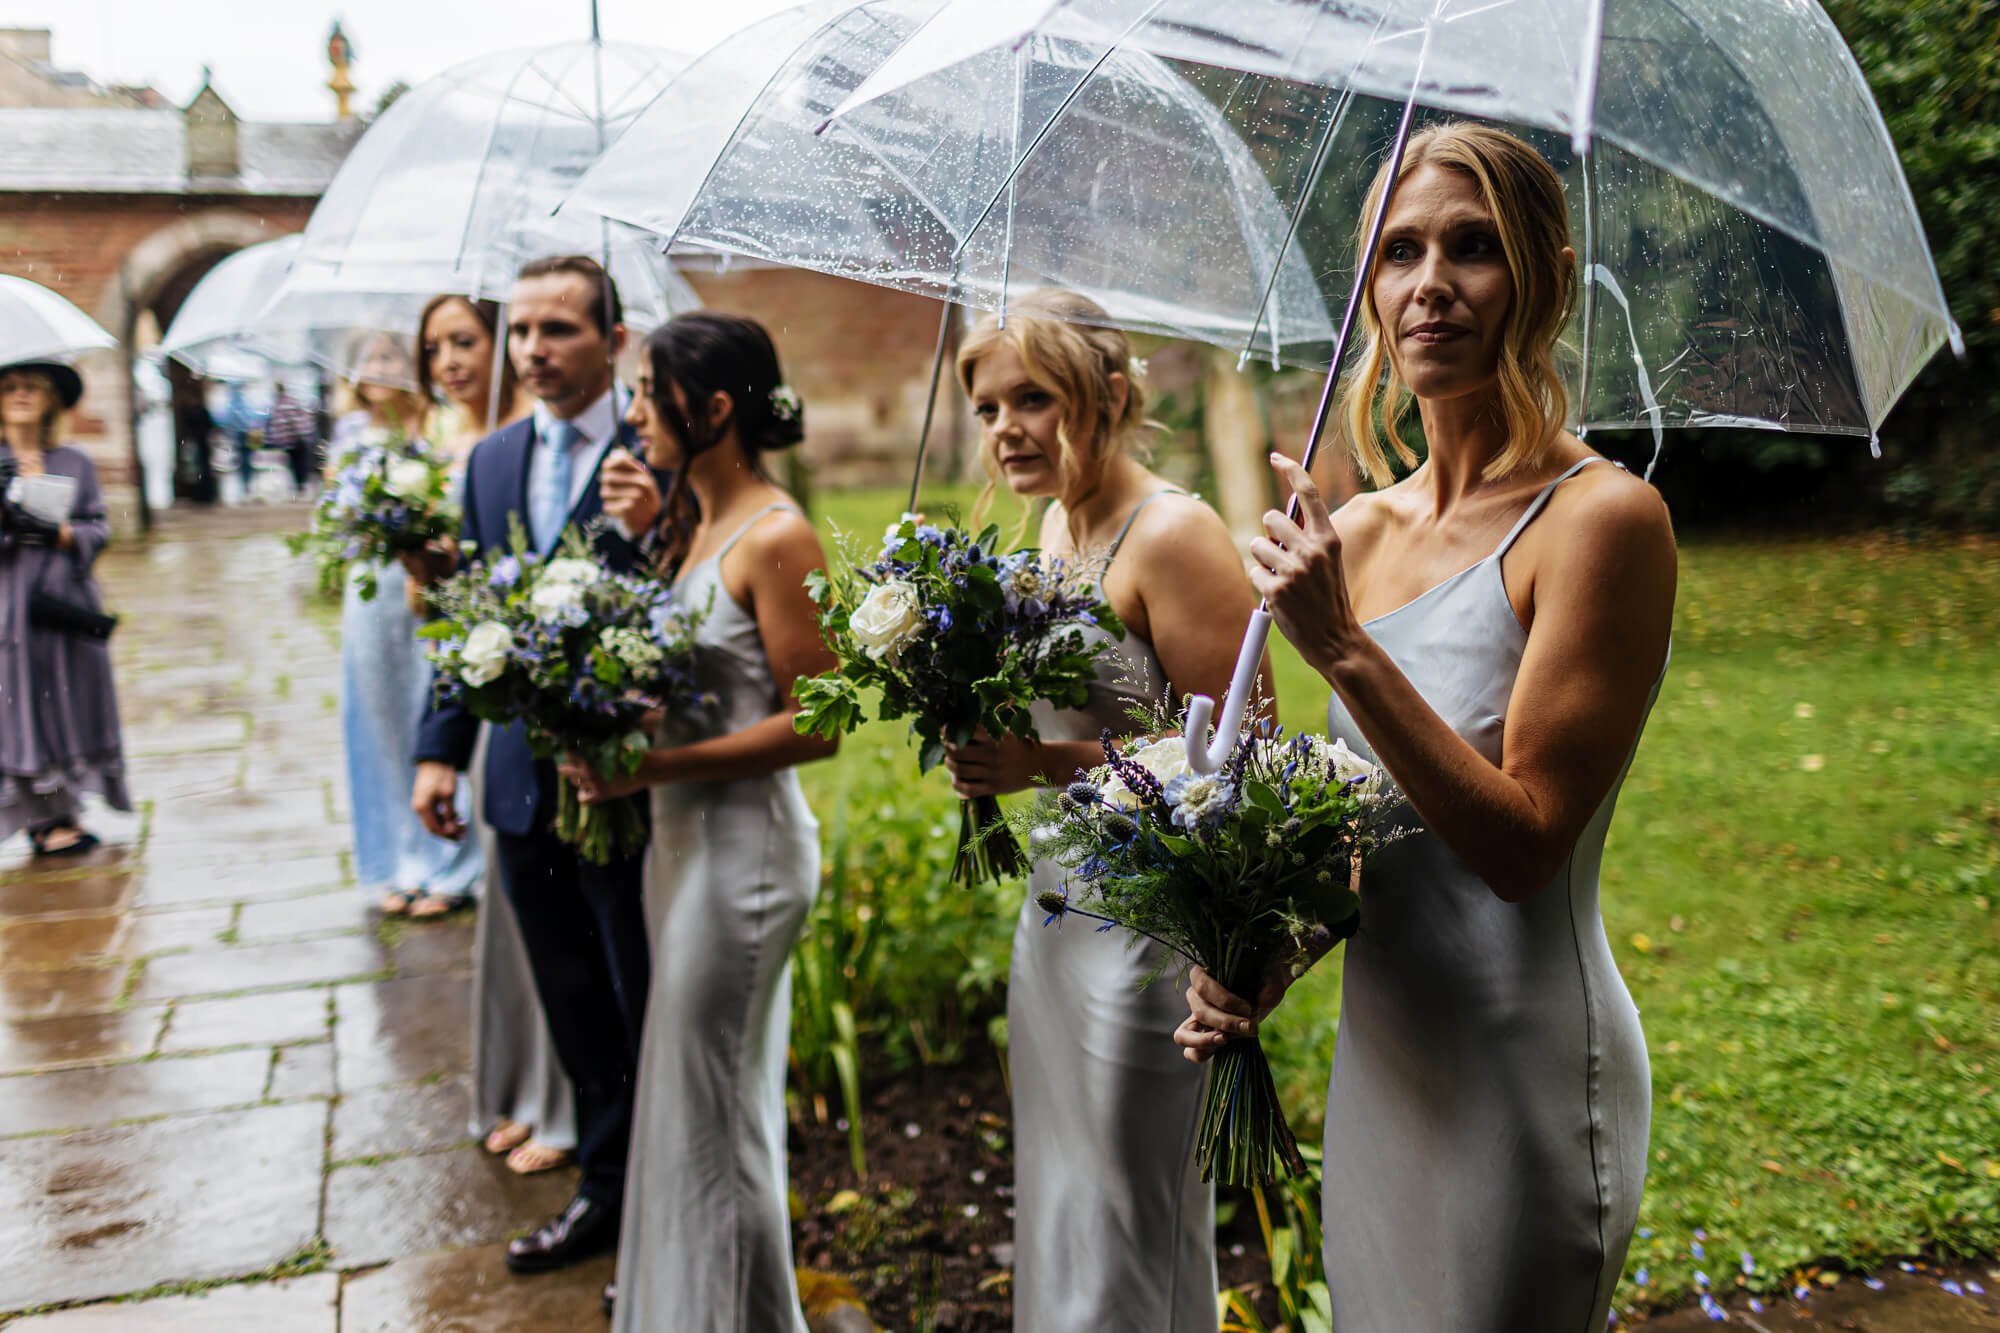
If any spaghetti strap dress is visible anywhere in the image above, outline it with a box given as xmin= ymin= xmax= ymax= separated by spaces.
xmin=1010 ymin=488 xmax=1219 ymax=1333
xmin=613 ymin=504 xmax=817 ymax=1333
xmin=1322 ymin=457 xmax=1663 ymax=1332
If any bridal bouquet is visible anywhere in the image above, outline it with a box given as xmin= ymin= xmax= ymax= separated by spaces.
xmin=794 ymin=512 xmax=1123 ymax=886
xmin=288 ymin=427 xmax=459 ymax=600
xmin=422 ymin=525 xmax=707 ymax=863
xmin=1020 ymin=707 xmax=1400 ymax=1186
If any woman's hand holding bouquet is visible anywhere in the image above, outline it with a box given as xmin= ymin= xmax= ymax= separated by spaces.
xmin=794 ymin=512 xmax=1123 ymax=886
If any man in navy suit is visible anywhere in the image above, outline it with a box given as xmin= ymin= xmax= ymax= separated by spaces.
xmin=411 ymin=255 xmax=665 ymax=1274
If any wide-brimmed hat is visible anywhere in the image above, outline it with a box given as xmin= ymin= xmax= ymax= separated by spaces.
xmin=0 ymin=360 xmax=85 ymax=409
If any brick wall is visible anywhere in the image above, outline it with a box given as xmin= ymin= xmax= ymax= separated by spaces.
xmin=0 ymin=192 xmax=316 ymax=525
xmin=683 ymin=266 xmax=955 ymax=488
xmin=0 ymin=198 xmax=950 ymax=526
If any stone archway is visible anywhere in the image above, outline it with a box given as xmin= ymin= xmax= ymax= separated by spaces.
xmin=89 ymin=207 xmax=285 ymax=526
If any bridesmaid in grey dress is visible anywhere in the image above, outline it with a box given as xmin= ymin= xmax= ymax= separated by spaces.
xmin=944 ymin=291 xmax=1271 ymax=1332
xmin=560 ymin=313 xmax=836 ymax=1331
xmin=400 ymin=294 xmax=577 ymax=1169
xmin=1177 ymin=124 xmax=1677 ymax=1331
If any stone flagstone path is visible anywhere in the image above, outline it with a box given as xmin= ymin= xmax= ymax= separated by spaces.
xmin=0 ymin=508 xmax=610 ymax=1330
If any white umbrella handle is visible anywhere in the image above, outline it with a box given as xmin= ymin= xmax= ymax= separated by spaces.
xmin=1183 ymin=608 xmax=1272 ymax=774
xmin=1180 ymin=47 xmax=1431 ymax=777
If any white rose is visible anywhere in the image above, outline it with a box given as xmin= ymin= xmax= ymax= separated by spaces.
xmin=382 ymin=457 xmax=433 ymax=499
xmin=459 ymin=621 xmax=513 ymax=687
xmin=1127 ymin=736 xmax=1193 ymax=786
xmin=1324 ymin=736 xmax=1382 ymax=797
xmin=1099 ymin=772 xmax=1141 ymax=810
xmin=848 ymin=579 xmax=924 ymax=661
xmin=540 ymin=558 xmax=602 ymax=587
xmin=530 ymin=579 xmax=586 ymax=616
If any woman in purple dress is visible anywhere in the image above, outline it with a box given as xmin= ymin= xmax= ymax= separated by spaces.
xmin=0 ymin=360 xmax=129 ymax=856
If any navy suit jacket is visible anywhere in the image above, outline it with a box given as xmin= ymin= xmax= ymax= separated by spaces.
xmin=413 ymin=414 xmax=670 ymax=838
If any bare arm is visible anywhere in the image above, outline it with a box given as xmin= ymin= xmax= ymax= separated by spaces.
xmin=1122 ymin=493 xmax=1276 ymax=727
xmin=563 ymin=510 xmax=838 ymax=800
xmin=1253 ymin=454 xmax=1675 ymax=902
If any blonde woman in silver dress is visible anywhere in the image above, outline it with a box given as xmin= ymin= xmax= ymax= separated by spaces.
xmin=1178 ymin=123 xmax=1676 ymax=1332
xmin=561 ymin=312 xmax=836 ymax=1331
xmin=944 ymin=289 xmax=1271 ymax=1332
xmin=402 ymin=294 xmax=577 ymax=1173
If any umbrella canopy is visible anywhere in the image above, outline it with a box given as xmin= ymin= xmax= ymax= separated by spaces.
xmin=565 ymin=0 xmax=1334 ymax=363
xmin=828 ymin=0 xmax=1961 ymax=445
xmin=283 ymin=40 xmax=701 ymax=331
xmin=0 ymin=274 xmax=117 ymax=368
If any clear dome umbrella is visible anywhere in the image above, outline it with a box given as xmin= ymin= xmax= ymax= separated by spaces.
xmin=0 ymin=274 xmax=116 ymax=366
xmin=280 ymin=38 xmax=702 ymax=334
xmin=158 ymin=236 xmax=421 ymax=387
xmin=566 ymin=0 xmax=1333 ymax=365
xmin=833 ymin=0 xmax=1962 ymax=446
xmin=821 ymin=0 xmax=1961 ymax=773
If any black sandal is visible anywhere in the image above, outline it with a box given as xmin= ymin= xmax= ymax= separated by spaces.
xmin=28 ymin=823 xmax=100 ymax=858
xmin=405 ymin=889 xmax=474 ymax=920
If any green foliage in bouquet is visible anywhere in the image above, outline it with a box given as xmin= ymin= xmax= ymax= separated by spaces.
xmin=420 ymin=520 xmax=707 ymax=864
xmin=793 ymin=512 xmax=1124 ymax=886
xmin=287 ymin=427 xmax=460 ymax=600
xmin=1016 ymin=703 xmax=1402 ymax=1186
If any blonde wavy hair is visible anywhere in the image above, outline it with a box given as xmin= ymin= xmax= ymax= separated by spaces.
xmin=1341 ymin=122 xmax=1577 ymax=486
xmin=956 ymin=289 xmax=1154 ymax=527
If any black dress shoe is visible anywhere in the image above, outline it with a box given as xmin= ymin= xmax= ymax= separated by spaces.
xmin=505 ymin=1195 xmax=620 ymax=1274
xmin=601 ymin=1281 xmax=615 ymax=1318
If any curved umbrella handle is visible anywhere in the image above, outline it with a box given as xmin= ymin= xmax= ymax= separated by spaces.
xmin=1183 ymin=609 xmax=1272 ymax=774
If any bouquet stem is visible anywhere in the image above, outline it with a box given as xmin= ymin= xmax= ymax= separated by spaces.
xmin=1196 ymin=1039 xmax=1307 ymax=1188
xmin=953 ymin=795 xmax=1024 ymax=887
xmin=555 ymin=778 xmax=648 ymax=866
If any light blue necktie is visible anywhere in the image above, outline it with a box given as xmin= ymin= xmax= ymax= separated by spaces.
xmin=533 ymin=420 xmax=578 ymax=552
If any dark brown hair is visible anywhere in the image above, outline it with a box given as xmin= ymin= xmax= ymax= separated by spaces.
xmin=514 ymin=254 xmax=623 ymax=337
xmin=642 ymin=312 xmax=804 ymax=568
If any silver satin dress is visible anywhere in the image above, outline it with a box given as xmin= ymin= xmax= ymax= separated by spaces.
xmin=1011 ymin=491 xmax=1218 ymax=1333
xmin=614 ymin=506 xmax=817 ymax=1333
xmin=465 ymin=726 xmax=578 ymax=1153
xmin=1322 ymin=459 xmax=1660 ymax=1332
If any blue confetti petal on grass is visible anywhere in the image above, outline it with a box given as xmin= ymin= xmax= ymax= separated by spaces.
xmin=1695 ymin=1270 xmax=1710 ymax=1290
xmin=1794 ymin=1284 xmax=1811 ymax=1302
xmin=1747 ymin=1298 xmax=1764 ymax=1314
xmin=1969 ymin=1282 xmax=1986 ymax=1295
xmin=1864 ymin=1277 xmax=1886 ymax=1291
xmin=1943 ymin=1280 xmax=1965 ymax=1297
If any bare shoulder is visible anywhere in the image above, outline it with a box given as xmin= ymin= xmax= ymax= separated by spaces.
xmin=737 ymin=503 xmax=824 ymax=568
xmin=1329 ymin=484 xmax=1398 ymax=558
xmin=1546 ymin=462 xmax=1676 ymax=564
xmin=1120 ymin=490 xmax=1237 ymax=569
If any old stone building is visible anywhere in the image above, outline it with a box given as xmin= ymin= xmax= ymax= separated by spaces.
xmin=0 ymin=32 xmax=362 ymax=525
xmin=0 ymin=26 xmax=954 ymax=530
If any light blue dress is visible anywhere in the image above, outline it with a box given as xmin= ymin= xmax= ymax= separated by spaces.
xmin=1321 ymin=458 xmax=1661 ymax=1331
xmin=613 ymin=504 xmax=819 ymax=1333
xmin=334 ymin=410 xmax=481 ymax=899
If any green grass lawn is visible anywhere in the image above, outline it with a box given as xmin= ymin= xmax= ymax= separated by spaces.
xmin=790 ymin=486 xmax=2000 ymax=1311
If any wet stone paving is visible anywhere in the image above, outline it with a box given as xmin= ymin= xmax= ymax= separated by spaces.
xmin=0 ymin=507 xmax=608 ymax=1330
xmin=4 ymin=506 xmax=1998 ymax=1331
